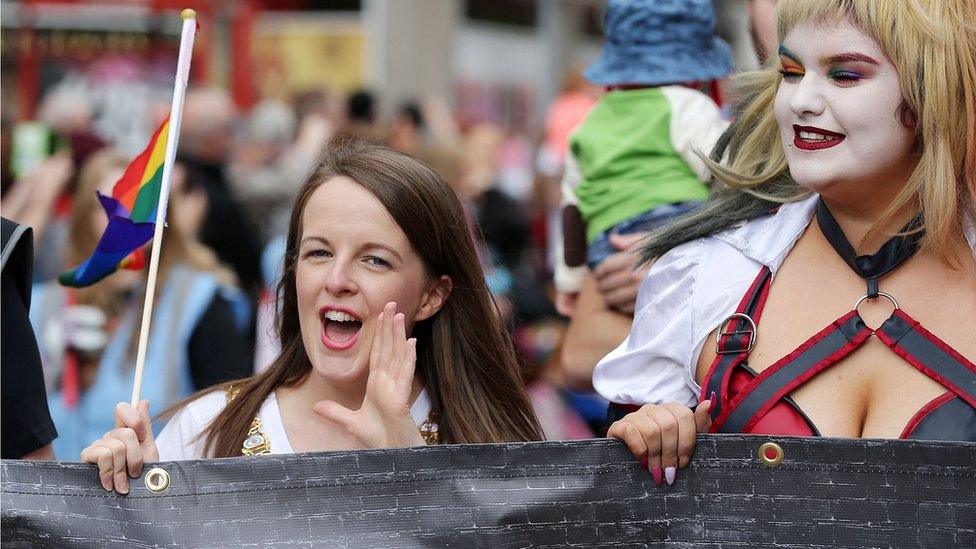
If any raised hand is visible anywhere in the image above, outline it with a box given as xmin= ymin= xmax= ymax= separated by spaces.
xmin=80 ymin=400 xmax=159 ymax=494
xmin=313 ymin=302 xmax=425 ymax=448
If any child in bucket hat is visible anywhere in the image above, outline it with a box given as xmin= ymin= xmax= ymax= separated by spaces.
xmin=555 ymin=0 xmax=733 ymax=313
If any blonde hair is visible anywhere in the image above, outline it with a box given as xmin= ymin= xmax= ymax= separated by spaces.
xmin=643 ymin=0 xmax=976 ymax=264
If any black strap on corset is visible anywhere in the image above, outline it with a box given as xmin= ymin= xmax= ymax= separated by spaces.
xmin=712 ymin=312 xmax=873 ymax=433
xmin=709 ymin=302 xmax=976 ymax=436
xmin=703 ymin=267 xmax=772 ymax=422
xmin=816 ymin=198 xmax=923 ymax=295
xmin=876 ymin=310 xmax=976 ymax=409
xmin=698 ymin=200 xmax=975 ymax=438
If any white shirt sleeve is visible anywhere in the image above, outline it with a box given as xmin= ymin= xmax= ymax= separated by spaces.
xmin=661 ymin=86 xmax=730 ymax=182
xmin=560 ymin=147 xmax=583 ymax=205
xmin=554 ymin=146 xmax=586 ymax=294
xmin=592 ymin=238 xmax=704 ymax=407
xmin=155 ymin=391 xmax=227 ymax=461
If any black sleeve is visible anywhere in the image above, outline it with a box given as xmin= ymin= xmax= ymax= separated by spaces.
xmin=1 ymin=221 xmax=57 ymax=459
xmin=187 ymin=293 xmax=252 ymax=391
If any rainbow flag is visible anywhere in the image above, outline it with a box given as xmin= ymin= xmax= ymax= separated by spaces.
xmin=59 ymin=118 xmax=170 ymax=287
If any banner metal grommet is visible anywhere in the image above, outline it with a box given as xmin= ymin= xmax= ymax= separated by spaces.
xmin=144 ymin=467 xmax=171 ymax=493
xmin=758 ymin=442 xmax=784 ymax=467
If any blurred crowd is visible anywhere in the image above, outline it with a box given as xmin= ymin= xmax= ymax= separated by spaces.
xmin=2 ymin=71 xmax=612 ymax=458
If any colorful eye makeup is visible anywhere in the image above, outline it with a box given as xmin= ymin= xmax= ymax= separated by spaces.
xmin=778 ymin=45 xmax=879 ymax=83
xmin=822 ymin=53 xmax=876 ymax=83
xmin=778 ymin=45 xmax=805 ymax=78
xmin=827 ymin=69 xmax=863 ymax=83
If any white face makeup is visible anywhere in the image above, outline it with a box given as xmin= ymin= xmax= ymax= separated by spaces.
xmin=295 ymin=177 xmax=443 ymax=388
xmin=773 ymin=18 xmax=918 ymax=200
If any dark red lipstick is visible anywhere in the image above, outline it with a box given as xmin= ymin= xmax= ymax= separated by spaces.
xmin=793 ymin=124 xmax=845 ymax=151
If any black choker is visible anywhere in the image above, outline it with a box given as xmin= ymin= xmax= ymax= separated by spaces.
xmin=815 ymin=197 xmax=923 ymax=297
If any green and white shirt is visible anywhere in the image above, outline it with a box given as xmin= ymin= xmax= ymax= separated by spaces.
xmin=555 ymin=85 xmax=729 ymax=293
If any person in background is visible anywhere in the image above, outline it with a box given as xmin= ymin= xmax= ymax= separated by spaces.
xmin=746 ymin=0 xmax=781 ymax=65
xmin=1 ymin=218 xmax=57 ymax=460
xmin=179 ymin=87 xmax=263 ymax=300
xmin=1 ymin=153 xmax=74 ymax=265
xmin=554 ymin=0 xmax=732 ymax=318
xmin=389 ymin=102 xmax=425 ymax=156
xmin=228 ymin=98 xmax=334 ymax=241
xmin=335 ymin=89 xmax=386 ymax=144
xmin=536 ymin=65 xmax=599 ymax=180
xmin=31 ymin=150 xmax=251 ymax=460
xmin=4 ymin=89 xmax=108 ymax=282
xmin=388 ymin=99 xmax=463 ymax=189
xmin=536 ymin=66 xmax=599 ymax=292
xmin=560 ymin=0 xmax=781 ymax=390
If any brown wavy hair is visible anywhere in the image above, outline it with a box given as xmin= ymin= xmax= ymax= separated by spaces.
xmin=182 ymin=140 xmax=542 ymax=457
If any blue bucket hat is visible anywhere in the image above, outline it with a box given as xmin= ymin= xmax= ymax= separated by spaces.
xmin=585 ymin=0 xmax=734 ymax=86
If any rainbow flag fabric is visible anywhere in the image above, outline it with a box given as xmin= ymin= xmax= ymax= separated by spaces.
xmin=59 ymin=117 xmax=170 ymax=287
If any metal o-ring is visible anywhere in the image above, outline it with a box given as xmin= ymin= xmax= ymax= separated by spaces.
xmin=758 ymin=442 xmax=784 ymax=467
xmin=853 ymin=291 xmax=899 ymax=312
xmin=144 ymin=467 xmax=171 ymax=493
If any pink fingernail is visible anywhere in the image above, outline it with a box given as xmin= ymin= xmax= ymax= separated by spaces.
xmin=638 ymin=457 xmax=648 ymax=469
xmin=651 ymin=466 xmax=663 ymax=486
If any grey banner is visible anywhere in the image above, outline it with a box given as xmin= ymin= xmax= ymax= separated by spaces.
xmin=3 ymin=436 xmax=975 ymax=547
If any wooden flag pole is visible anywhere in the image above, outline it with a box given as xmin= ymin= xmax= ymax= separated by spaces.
xmin=130 ymin=9 xmax=198 ymax=405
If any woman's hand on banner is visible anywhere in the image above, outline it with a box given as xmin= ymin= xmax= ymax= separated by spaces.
xmin=80 ymin=400 xmax=159 ymax=494
xmin=314 ymin=302 xmax=425 ymax=449
xmin=607 ymin=398 xmax=713 ymax=487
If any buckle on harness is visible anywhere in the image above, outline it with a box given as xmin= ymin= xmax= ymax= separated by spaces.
xmin=715 ymin=313 xmax=758 ymax=355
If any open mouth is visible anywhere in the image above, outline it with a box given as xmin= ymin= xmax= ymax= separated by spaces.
xmin=320 ymin=308 xmax=363 ymax=351
xmin=793 ymin=124 xmax=845 ymax=151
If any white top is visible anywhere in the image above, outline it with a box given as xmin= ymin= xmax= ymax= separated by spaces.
xmin=156 ymin=388 xmax=433 ymax=461
xmin=592 ymin=194 xmax=976 ymax=407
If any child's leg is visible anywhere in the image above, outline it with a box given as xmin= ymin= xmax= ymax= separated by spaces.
xmin=617 ymin=202 xmax=702 ymax=235
xmin=585 ymin=231 xmax=618 ymax=271
xmin=585 ymin=202 xmax=702 ymax=270
xmin=562 ymin=204 xmax=588 ymax=268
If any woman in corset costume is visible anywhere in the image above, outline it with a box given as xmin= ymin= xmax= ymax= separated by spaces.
xmin=597 ymin=0 xmax=976 ymax=487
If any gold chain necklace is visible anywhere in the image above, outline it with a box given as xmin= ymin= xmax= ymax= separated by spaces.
xmin=227 ymin=385 xmax=439 ymax=454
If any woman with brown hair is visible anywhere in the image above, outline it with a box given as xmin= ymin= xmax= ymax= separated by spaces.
xmin=82 ymin=141 xmax=542 ymax=494
xmin=32 ymin=149 xmax=251 ymax=462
